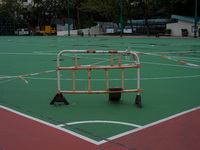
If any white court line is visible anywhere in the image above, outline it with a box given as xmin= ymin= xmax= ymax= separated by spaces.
xmin=1 ymin=51 xmax=199 ymax=69
xmin=0 ymin=104 xmax=200 ymax=145
xmin=23 ymin=74 xmax=200 ymax=81
xmin=0 ymin=52 xmax=115 ymax=64
xmin=0 ymin=105 xmax=99 ymax=145
xmin=0 ymin=78 xmax=16 ymax=84
xmin=0 ymin=52 xmax=57 ymax=56
xmin=97 ymin=106 xmax=200 ymax=144
xmin=57 ymin=120 xmax=142 ymax=128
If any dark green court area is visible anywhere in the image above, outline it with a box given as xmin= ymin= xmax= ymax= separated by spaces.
xmin=0 ymin=36 xmax=200 ymax=142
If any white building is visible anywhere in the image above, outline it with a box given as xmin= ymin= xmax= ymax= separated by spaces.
xmin=167 ymin=15 xmax=200 ymax=37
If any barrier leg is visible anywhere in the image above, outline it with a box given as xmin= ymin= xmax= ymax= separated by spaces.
xmin=135 ymin=94 xmax=142 ymax=108
xmin=50 ymin=93 xmax=69 ymax=105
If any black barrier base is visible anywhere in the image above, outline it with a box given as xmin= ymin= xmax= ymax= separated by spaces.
xmin=135 ymin=95 xmax=142 ymax=108
xmin=109 ymin=87 xmax=122 ymax=101
xmin=50 ymin=93 xmax=69 ymax=105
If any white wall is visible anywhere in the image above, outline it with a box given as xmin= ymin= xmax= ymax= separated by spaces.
xmin=167 ymin=20 xmax=199 ymax=37
xmin=57 ymin=28 xmax=100 ymax=36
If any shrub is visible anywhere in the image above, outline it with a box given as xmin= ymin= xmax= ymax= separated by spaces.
xmin=181 ymin=29 xmax=188 ymax=32
xmin=165 ymin=29 xmax=171 ymax=33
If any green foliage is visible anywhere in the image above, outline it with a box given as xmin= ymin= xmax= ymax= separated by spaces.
xmin=0 ymin=0 xmax=21 ymax=17
xmin=80 ymin=0 xmax=120 ymax=22
xmin=181 ymin=29 xmax=188 ymax=32
xmin=0 ymin=0 xmax=29 ymax=29
xmin=0 ymin=0 xmax=199 ymax=30
xmin=0 ymin=7 xmax=11 ymax=17
xmin=165 ymin=29 xmax=171 ymax=33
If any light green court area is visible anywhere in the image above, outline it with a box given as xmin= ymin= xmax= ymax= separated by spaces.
xmin=0 ymin=36 xmax=200 ymax=142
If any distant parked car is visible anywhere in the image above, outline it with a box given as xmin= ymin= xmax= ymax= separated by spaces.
xmin=16 ymin=28 xmax=29 ymax=36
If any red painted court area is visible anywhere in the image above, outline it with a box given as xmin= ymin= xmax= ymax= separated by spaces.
xmin=0 ymin=107 xmax=200 ymax=150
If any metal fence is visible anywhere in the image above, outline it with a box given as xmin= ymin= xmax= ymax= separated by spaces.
xmin=0 ymin=17 xmax=15 ymax=36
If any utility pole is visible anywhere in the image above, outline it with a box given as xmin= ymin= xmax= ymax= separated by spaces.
xmin=194 ymin=0 xmax=198 ymax=38
xmin=68 ymin=0 xmax=70 ymax=36
xmin=120 ymin=0 xmax=123 ymax=37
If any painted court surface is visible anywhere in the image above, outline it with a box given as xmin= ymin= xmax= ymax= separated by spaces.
xmin=0 ymin=36 xmax=200 ymax=150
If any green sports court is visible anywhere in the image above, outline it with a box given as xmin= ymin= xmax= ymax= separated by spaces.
xmin=0 ymin=36 xmax=200 ymax=150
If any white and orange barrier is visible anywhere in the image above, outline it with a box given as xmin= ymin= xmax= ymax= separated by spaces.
xmin=50 ymin=48 xmax=143 ymax=108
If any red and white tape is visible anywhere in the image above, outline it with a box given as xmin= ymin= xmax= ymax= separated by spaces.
xmin=0 ymin=70 xmax=56 ymax=84
xmin=137 ymin=52 xmax=200 ymax=68
xmin=1 ymin=50 xmax=199 ymax=84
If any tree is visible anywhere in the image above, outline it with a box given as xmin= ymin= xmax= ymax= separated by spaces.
xmin=0 ymin=0 xmax=29 ymax=28
xmin=27 ymin=0 xmax=58 ymax=27
xmin=80 ymin=0 xmax=121 ymax=22
xmin=53 ymin=0 xmax=82 ymax=29
xmin=126 ymin=0 xmax=154 ymax=33
xmin=151 ymin=0 xmax=188 ymax=18
xmin=1 ymin=0 xmax=199 ymax=32
xmin=0 ymin=0 xmax=21 ymax=17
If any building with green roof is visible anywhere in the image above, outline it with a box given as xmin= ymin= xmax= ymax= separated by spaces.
xmin=167 ymin=15 xmax=200 ymax=37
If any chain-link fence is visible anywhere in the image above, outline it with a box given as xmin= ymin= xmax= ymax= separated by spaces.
xmin=0 ymin=17 xmax=15 ymax=36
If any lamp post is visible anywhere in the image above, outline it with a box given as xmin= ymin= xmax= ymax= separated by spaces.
xmin=68 ymin=0 xmax=70 ymax=36
xmin=194 ymin=0 xmax=198 ymax=38
xmin=120 ymin=0 xmax=123 ymax=37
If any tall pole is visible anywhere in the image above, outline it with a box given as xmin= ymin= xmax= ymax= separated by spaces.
xmin=120 ymin=0 xmax=123 ymax=37
xmin=194 ymin=0 xmax=198 ymax=38
xmin=68 ymin=0 xmax=70 ymax=36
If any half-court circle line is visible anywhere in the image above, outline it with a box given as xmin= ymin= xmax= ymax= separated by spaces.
xmin=57 ymin=120 xmax=142 ymax=128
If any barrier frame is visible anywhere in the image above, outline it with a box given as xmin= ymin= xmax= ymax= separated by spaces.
xmin=50 ymin=48 xmax=143 ymax=108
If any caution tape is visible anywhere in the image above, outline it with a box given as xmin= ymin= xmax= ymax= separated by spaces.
xmin=0 ymin=70 xmax=56 ymax=84
xmin=1 ymin=50 xmax=199 ymax=84
xmin=137 ymin=52 xmax=200 ymax=68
